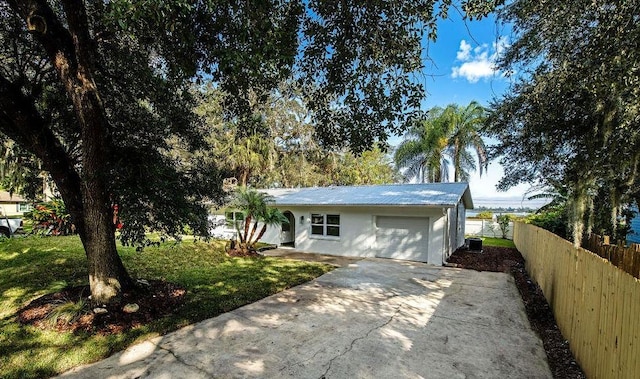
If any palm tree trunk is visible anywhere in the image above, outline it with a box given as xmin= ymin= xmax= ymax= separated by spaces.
xmin=247 ymin=220 xmax=260 ymax=247
xmin=255 ymin=225 xmax=268 ymax=242
xmin=242 ymin=214 xmax=251 ymax=243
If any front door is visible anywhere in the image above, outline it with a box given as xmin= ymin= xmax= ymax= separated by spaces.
xmin=281 ymin=211 xmax=295 ymax=247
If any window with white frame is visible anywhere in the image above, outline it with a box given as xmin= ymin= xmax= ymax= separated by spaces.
xmin=311 ymin=213 xmax=340 ymax=237
xmin=225 ymin=211 xmax=245 ymax=228
xmin=18 ymin=203 xmax=32 ymax=212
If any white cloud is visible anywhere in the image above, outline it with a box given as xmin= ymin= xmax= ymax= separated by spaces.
xmin=451 ymin=37 xmax=509 ymax=83
xmin=452 ymin=59 xmax=494 ymax=83
xmin=456 ymin=40 xmax=472 ymax=61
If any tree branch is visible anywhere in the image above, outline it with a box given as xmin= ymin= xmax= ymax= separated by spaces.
xmin=0 ymin=73 xmax=84 ymax=227
xmin=6 ymin=0 xmax=78 ymax=80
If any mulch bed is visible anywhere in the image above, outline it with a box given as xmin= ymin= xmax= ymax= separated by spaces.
xmin=18 ymin=248 xmax=264 ymax=335
xmin=18 ymin=280 xmax=186 ymax=335
xmin=226 ymin=248 xmax=261 ymax=257
xmin=448 ymin=246 xmax=586 ymax=379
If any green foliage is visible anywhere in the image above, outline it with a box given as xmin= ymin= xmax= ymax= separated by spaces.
xmin=45 ymin=298 xmax=89 ymax=328
xmin=475 ymin=211 xmax=494 ymax=220
xmin=26 ymin=199 xmax=75 ymax=236
xmin=525 ymin=209 xmax=569 ymax=240
xmin=196 ymin=86 xmax=400 ymax=187
xmin=496 ymin=214 xmax=512 ymax=239
xmin=395 ymin=101 xmax=487 ymax=183
xmin=0 ymin=140 xmax=43 ymax=199
xmin=486 ymin=0 xmax=640 ymax=245
xmin=229 ymin=187 xmax=287 ymax=252
xmin=0 ymin=235 xmax=332 ymax=378
xmin=326 ymin=146 xmax=400 ymax=186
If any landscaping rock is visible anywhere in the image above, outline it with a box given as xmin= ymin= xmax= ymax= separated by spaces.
xmin=123 ymin=303 xmax=140 ymax=313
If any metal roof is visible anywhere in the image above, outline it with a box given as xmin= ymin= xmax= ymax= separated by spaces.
xmin=0 ymin=191 xmax=26 ymax=203
xmin=263 ymin=183 xmax=473 ymax=209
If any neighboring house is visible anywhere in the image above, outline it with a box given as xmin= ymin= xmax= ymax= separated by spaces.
xmin=260 ymin=183 xmax=473 ymax=265
xmin=0 ymin=191 xmax=31 ymax=216
xmin=627 ymin=205 xmax=640 ymax=244
xmin=208 ymin=211 xmax=244 ymax=240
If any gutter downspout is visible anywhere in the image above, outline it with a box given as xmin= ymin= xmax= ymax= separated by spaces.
xmin=442 ymin=207 xmax=449 ymax=265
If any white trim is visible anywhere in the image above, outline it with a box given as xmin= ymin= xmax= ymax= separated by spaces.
xmin=310 ymin=213 xmax=341 ymax=238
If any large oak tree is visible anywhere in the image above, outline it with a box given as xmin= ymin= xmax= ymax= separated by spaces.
xmin=0 ymin=0 xmax=494 ymax=304
xmin=485 ymin=0 xmax=640 ymax=245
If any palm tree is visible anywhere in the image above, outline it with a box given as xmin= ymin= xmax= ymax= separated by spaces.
xmin=254 ymin=207 xmax=289 ymax=243
xmin=229 ymin=187 xmax=286 ymax=253
xmin=230 ymin=187 xmax=269 ymax=244
xmin=394 ymin=102 xmax=487 ymax=183
xmin=394 ymin=108 xmax=451 ymax=182
xmin=445 ymin=101 xmax=488 ymax=182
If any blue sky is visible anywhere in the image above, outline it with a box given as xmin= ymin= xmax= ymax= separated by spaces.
xmin=390 ymin=11 xmax=546 ymax=209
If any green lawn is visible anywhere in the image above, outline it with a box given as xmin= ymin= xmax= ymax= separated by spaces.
xmin=0 ymin=236 xmax=333 ymax=379
xmin=475 ymin=236 xmax=516 ymax=248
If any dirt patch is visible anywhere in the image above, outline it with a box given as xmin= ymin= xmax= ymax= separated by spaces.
xmin=448 ymin=246 xmax=586 ymax=379
xmin=18 ymin=280 xmax=186 ymax=335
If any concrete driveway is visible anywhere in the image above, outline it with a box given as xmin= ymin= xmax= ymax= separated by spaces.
xmin=59 ymin=259 xmax=551 ymax=378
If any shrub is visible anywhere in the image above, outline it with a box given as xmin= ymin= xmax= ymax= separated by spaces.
xmin=25 ymin=198 xmax=76 ymax=236
xmin=45 ymin=298 xmax=89 ymax=327
xmin=496 ymin=214 xmax=513 ymax=239
xmin=525 ymin=209 xmax=568 ymax=239
xmin=475 ymin=211 xmax=494 ymax=220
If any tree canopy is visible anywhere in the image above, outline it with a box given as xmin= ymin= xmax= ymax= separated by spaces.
xmin=485 ymin=0 xmax=640 ymax=245
xmin=394 ymin=102 xmax=487 ymax=183
xmin=195 ymin=85 xmax=400 ymax=188
xmin=0 ymin=0 xmax=495 ymax=303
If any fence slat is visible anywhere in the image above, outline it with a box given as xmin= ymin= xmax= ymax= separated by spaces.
xmin=514 ymin=222 xmax=640 ymax=379
xmin=585 ymin=253 xmax=602 ymax=375
xmin=632 ymin=277 xmax=640 ymax=379
xmin=585 ymin=233 xmax=640 ymax=279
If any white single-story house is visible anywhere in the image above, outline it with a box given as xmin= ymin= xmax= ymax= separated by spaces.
xmin=260 ymin=183 xmax=473 ymax=265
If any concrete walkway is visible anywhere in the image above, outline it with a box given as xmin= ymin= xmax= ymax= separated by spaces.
xmin=261 ymin=247 xmax=362 ymax=267
xmin=59 ymin=259 xmax=551 ymax=378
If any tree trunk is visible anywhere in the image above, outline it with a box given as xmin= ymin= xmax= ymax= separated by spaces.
xmin=82 ymin=206 xmax=133 ymax=305
xmin=570 ymin=182 xmax=588 ymax=248
xmin=239 ymin=168 xmax=249 ymax=187
xmin=255 ymin=225 xmax=268 ymax=242
xmin=243 ymin=214 xmax=252 ymax=242
xmin=79 ymin=152 xmax=133 ymax=304
xmin=7 ymin=0 xmax=133 ymax=304
xmin=247 ymin=220 xmax=260 ymax=246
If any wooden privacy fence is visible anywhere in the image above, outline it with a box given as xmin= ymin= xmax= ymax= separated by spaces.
xmin=513 ymin=222 xmax=640 ymax=379
xmin=584 ymin=234 xmax=640 ymax=279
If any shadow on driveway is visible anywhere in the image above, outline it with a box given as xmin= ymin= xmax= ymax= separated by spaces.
xmin=59 ymin=259 xmax=551 ymax=378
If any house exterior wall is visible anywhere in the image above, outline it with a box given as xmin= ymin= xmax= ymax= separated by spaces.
xmin=446 ymin=207 xmax=455 ymax=258
xmin=261 ymin=205 xmax=450 ymax=265
xmin=628 ymin=205 xmax=640 ymax=244
xmin=0 ymin=202 xmax=28 ymax=216
xmin=444 ymin=203 xmax=467 ymax=259
xmin=457 ymin=203 xmax=466 ymax=246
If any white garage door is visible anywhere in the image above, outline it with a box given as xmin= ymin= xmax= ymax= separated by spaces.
xmin=375 ymin=216 xmax=429 ymax=262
